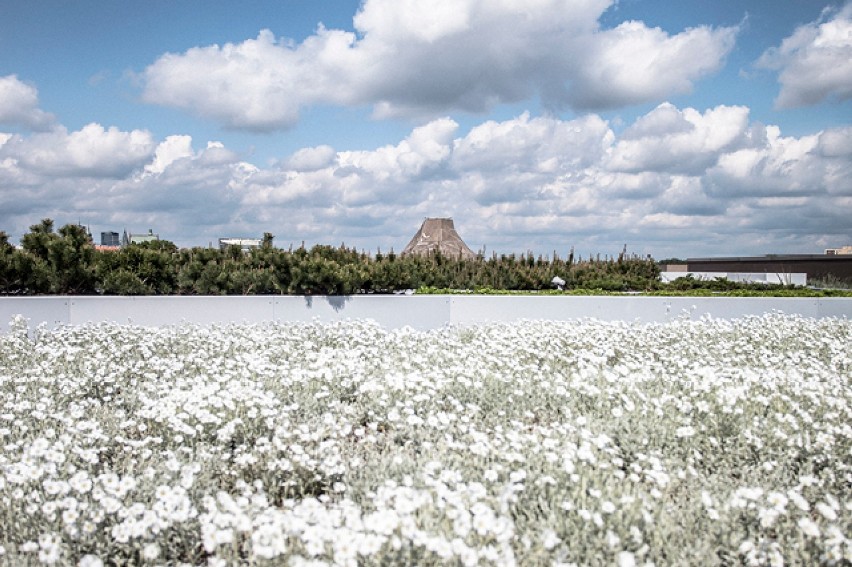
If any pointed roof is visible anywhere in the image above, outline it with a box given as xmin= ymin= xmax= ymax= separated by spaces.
xmin=401 ymin=218 xmax=476 ymax=260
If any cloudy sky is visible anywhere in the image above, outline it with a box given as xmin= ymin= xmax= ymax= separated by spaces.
xmin=1 ymin=0 xmax=851 ymax=258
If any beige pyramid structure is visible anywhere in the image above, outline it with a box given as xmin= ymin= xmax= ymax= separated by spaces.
xmin=401 ymin=218 xmax=477 ymax=260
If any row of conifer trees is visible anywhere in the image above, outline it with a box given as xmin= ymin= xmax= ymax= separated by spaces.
xmin=0 ymin=220 xmax=661 ymax=295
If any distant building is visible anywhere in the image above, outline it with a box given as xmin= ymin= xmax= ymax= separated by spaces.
xmin=825 ymin=246 xmax=852 ymax=255
xmin=401 ymin=218 xmax=476 ymax=260
xmin=660 ymin=271 xmax=808 ymax=286
xmin=122 ymin=229 xmax=159 ymax=247
xmin=680 ymin=254 xmax=852 ymax=283
xmin=101 ymin=231 xmax=120 ymax=247
xmin=219 ymin=237 xmax=263 ymax=252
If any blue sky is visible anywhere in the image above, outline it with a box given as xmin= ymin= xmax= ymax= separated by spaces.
xmin=1 ymin=0 xmax=850 ymax=258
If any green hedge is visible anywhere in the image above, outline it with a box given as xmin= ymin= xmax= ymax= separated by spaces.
xmin=3 ymin=220 xmax=847 ymax=296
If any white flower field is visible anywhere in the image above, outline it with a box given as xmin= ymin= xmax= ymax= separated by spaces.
xmin=0 ymin=313 xmax=850 ymax=566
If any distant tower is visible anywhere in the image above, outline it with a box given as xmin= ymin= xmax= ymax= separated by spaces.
xmin=401 ymin=218 xmax=476 ymax=260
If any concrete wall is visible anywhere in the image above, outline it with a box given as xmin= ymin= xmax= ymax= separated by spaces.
xmin=1 ymin=295 xmax=850 ymax=333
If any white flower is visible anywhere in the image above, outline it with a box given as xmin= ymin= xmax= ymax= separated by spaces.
xmin=542 ymin=529 xmax=561 ymax=550
xmin=799 ymin=475 xmax=819 ymax=487
xmin=766 ymin=492 xmax=788 ymax=511
xmin=509 ymin=470 xmax=526 ymax=483
xmin=675 ymin=426 xmax=695 ymax=438
xmin=787 ymin=490 xmax=810 ymax=512
xmin=758 ymin=507 xmax=780 ymax=528
xmin=629 ymin=525 xmax=643 ymax=545
xmin=101 ymin=496 xmax=121 ymax=514
xmin=816 ymin=502 xmax=837 ymax=521
xmin=605 ymin=531 xmax=620 ymax=549
xmin=616 ymin=551 xmax=636 ymax=567
xmin=62 ymin=508 xmax=79 ymax=525
xmin=798 ymin=517 xmax=821 ymax=538
xmin=142 ymin=542 xmax=160 ymax=560
xmin=69 ymin=472 xmax=92 ymax=494
xmin=37 ymin=532 xmax=62 ymax=565
xmin=78 ymin=555 xmax=103 ymax=567
xmin=21 ymin=541 xmax=39 ymax=553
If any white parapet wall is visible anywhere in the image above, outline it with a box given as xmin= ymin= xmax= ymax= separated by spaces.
xmin=1 ymin=295 xmax=850 ymax=333
xmin=660 ymin=271 xmax=808 ymax=285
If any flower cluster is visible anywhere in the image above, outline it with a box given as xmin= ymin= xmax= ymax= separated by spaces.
xmin=0 ymin=313 xmax=849 ymax=565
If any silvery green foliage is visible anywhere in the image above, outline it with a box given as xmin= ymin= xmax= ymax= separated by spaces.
xmin=0 ymin=314 xmax=849 ymax=565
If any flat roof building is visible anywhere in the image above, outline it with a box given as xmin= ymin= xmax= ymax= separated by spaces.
xmin=122 ymin=229 xmax=159 ymax=246
xmin=219 ymin=237 xmax=263 ymax=252
xmin=825 ymin=246 xmax=852 ymax=255
xmin=682 ymin=254 xmax=852 ymax=283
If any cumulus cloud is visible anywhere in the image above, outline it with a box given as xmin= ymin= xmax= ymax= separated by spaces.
xmin=144 ymin=135 xmax=194 ymax=175
xmin=1 ymin=123 xmax=155 ymax=177
xmin=2 ymin=103 xmax=849 ymax=258
xmin=606 ymin=103 xmax=758 ymax=174
xmin=756 ymin=3 xmax=852 ymax=108
xmin=284 ymin=145 xmax=337 ymax=172
xmin=705 ymin=126 xmax=826 ymax=197
xmin=336 ymin=118 xmax=457 ymax=180
xmin=817 ymin=125 xmax=852 ymax=157
xmin=0 ymin=75 xmax=55 ymax=130
xmin=140 ymin=28 xmax=360 ymax=131
xmin=109 ymin=141 xmax=244 ymax=221
xmin=566 ymin=21 xmax=737 ymax=110
xmin=139 ymin=0 xmax=737 ymax=130
xmin=455 ymin=112 xmax=612 ymax=172
xmin=452 ymin=112 xmax=612 ymax=205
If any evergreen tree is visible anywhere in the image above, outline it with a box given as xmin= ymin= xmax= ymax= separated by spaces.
xmin=51 ymin=224 xmax=97 ymax=294
xmin=96 ymin=240 xmax=179 ymax=294
xmin=0 ymin=232 xmax=21 ymax=293
xmin=17 ymin=220 xmax=97 ymax=294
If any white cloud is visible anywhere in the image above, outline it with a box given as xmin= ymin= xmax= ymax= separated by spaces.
xmin=141 ymin=28 xmax=361 ymax=131
xmin=0 ymin=75 xmax=55 ymax=130
xmin=3 ymin=123 xmax=155 ymax=177
xmin=114 ymin=142 xmax=243 ymax=217
xmin=567 ymin=21 xmax=737 ymax=109
xmin=655 ymin=175 xmax=725 ymax=216
xmin=336 ymin=118 xmax=457 ymax=182
xmin=454 ymin=112 xmax=612 ymax=172
xmin=284 ymin=145 xmax=337 ymax=172
xmin=606 ymin=103 xmax=756 ymax=174
xmin=139 ymin=0 xmax=737 ymax=130
xmin=757 ymin=4 xmax=852 ymax=108
xmin=817 ymin=125 xmax=852 ymax=157
xmin=705 ymin=126 xmax=825 ymax=197
xmin=814 ymin=126 xmax=852 ymax=195
xmin=2 ymin=103 xmax=849 ymax=258
xmin=145 ymin=135 xmax=194 ymax=174
xmin=451 ymin=112 xmax=612 ymax=205
xmin=352 ymin=0 xmax=477 ymax=43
